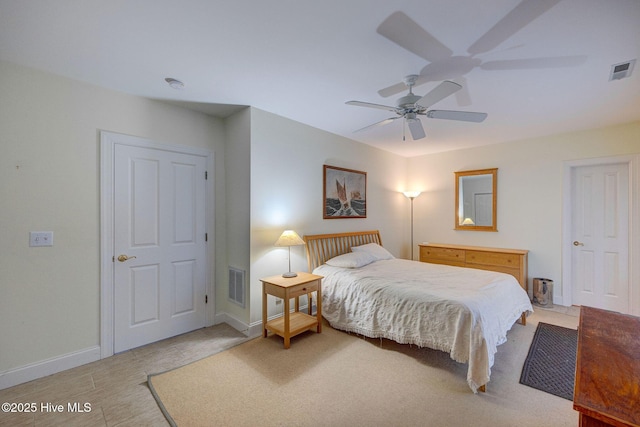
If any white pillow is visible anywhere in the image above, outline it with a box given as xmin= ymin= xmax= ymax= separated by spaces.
xmin=351 ymin=243 xmax=395 ymax=260
xmin=325 ymin=251 xmax=376 ymax=268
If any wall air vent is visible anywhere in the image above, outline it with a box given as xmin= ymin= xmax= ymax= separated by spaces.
xmin=228 ymin=267 xmax=245 ymax=308
xmin=609 ymin=59 xmax=635 ymax=81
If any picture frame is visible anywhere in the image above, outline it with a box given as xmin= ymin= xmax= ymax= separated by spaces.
xmin=323 ymin=165 xmax=367 ymax=219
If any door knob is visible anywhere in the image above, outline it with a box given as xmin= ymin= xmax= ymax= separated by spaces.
xmin=573 ymin=241 xmax=584 ymax=247
xmin=117 ymin=254 xmax=137 ymax=262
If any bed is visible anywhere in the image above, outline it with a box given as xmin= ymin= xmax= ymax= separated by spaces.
xmin=304 ymin=230 xmax=533 ymax=393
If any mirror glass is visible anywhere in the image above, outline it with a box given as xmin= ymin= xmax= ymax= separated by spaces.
xmin=455 ymin=168 xmax=497 ymax=231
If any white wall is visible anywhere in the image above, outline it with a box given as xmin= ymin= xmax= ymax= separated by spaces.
xmin=407 ymin=121 xmax=640 ymax=304
xmin=247 ymin=108 xmax=409 ymax=326
xmin=218 ymin=107 xmax=251 ymax=326
xmin=0 ymin=61 xmax=225 ymax=382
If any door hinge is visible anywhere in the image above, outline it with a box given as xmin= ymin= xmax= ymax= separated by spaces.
xmin=205 ymin=171 xmax=208 ymax=180
xmin=112 ymin=255 xmax=115 ymax=262
xmin=205 ymin=233 xmax=208 ymax=242
xmin=205 ymin=295 xmax=208 ymax=304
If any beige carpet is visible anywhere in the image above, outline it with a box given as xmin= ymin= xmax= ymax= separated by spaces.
xmin=148 ymin=309 xmax=579 ymax=427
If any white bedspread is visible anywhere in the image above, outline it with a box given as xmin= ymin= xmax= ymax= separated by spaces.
xmin=313 ymin=259 xmax=533 ymax=392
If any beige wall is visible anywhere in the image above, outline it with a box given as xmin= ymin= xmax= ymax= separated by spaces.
xmin=407 ymin=121 xmax=640 ymax=304
xmin=0 ymin=61 xmax=226 ymax=375
xmin=247 ymin=108 xmax=409 ymax=326
xmin=218 ymin=107 xmax=252 ymax=324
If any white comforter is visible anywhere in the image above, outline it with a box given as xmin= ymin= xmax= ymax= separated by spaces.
xmin=314 ymin=259 xmax=533 ymax=392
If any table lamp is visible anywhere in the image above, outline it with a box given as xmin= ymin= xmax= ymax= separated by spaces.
xmin=274 ymin=230 xmax=305 ymax=278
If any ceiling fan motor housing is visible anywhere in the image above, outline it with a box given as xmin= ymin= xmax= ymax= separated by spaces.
xmin=396 ymin=94 xmax=421 ymax=108
xmin=396 ymin=94 xmax=427 ymax=115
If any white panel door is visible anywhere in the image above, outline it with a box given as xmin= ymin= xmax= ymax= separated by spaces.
xmin=114 ymin=144 xmax=207 ymax=352
xmin=571 ymin=163 xmax=629 ymax=313
xmin=474 ymin=193 xmax=492 ymax=226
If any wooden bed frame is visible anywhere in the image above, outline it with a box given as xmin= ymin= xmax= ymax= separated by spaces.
xmin=304 ymin=230 xmax=382 ymax=272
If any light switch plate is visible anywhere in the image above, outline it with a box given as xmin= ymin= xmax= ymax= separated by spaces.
xmin=30 ymin=231 xmax=53 ymax=247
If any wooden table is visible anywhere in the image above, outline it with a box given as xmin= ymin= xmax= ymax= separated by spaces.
xmin=573 ymin=306 xmax=640 ymax=427
xmin=261 ymin=272 xmax=322 ymax=349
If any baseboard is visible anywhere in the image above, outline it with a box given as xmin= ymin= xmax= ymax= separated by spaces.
xmin=214 ymin=312 xmax=253 ymax=337
xmin=0 ymin=346 xmax=101 ymax=390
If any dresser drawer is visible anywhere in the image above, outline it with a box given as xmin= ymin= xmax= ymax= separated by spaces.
xmin=420 ymin=246 xmax=465 ymax=265
xmin=466 ymin=250 xmax=520 ymax=268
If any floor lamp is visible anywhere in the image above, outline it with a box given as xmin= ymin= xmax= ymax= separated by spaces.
xmin=403 ymin=191 xmax=421 ymax=260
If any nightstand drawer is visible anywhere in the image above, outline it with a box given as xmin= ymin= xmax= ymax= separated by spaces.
xmin=288 ymin=280 xmax=319 ymax=299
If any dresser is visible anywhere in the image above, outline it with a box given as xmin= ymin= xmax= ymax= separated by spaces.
xmin=573 ymin=306 xmax=640 ymax=427
xmin=419 ymin=243 xmax=529 ymax=324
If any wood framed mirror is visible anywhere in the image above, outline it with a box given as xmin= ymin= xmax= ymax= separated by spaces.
xmin=455 ymin=168 xmax=497 ymax=232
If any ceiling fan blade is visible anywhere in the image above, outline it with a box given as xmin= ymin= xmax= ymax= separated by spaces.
xmin=376 ymin=11 xmax=453 ymax=63
xmin=377 ymin=81 xmax=410 ymax=98
xmin=407 ymin=118 xmax=426 ymax=140
xmin=467 ymin=0 xmax=563 ymax=55
xmin=417 ymin=81 xmax=462 ymax=108
xmin=426 ymin=110 xmax=488 ymax=122
xmin=354 ymin=117 xmax=399 ymax=133
xmin=480 ymin=55 xmax=587 ymax=70
xmin=346 ymin=100 xmax=397 ymax=112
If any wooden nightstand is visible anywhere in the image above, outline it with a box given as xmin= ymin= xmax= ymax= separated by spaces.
xmin=261 ymin=272 xmax=322 ymax=349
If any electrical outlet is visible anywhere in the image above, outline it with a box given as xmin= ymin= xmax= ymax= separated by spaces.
xmin=29 ymin=231 xmax=53 ymax=247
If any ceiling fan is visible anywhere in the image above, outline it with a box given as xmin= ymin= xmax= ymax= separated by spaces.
xmin=346 ymin=75 xmax=487 ymax=141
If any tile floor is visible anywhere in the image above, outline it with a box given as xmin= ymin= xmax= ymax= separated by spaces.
xmin=0 ymin=323 xmax=250 ymax=426
xmin=0 ymin=304 xmax=579 ymax=426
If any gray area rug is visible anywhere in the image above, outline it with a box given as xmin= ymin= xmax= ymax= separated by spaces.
xmin=520 ymin=322 xmax=578 ymax=400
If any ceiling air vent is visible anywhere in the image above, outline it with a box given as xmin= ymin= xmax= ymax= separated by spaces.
xmin=609 ymin=59 xmax=635 ymax=81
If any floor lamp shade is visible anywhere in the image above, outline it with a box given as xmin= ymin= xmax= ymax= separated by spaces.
xmin=274 ymin=230 xmax=305 ymax=278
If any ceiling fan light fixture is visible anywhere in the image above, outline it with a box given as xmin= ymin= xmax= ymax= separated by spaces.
xmin=164 ymin=77 xmax=185 ymax=90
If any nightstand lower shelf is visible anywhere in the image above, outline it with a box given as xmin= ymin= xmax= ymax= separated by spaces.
xmin=265 ymin=312 xmax=318 ymax=339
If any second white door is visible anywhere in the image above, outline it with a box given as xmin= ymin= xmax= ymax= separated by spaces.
xmin=571 ymin=162 xmax=629 ymax=313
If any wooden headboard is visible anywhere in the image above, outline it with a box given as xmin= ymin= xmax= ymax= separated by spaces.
xmin=304 ymin=230 xmax=383 ymax=272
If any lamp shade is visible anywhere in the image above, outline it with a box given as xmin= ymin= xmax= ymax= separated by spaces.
xmin=461 ymin=217 xmax=475 ymax=225
xmin=402 ymin=191 xmax=421 ymax=199
xmin=274 ymin=230 xmax=304 ymax=278
xmin=274 ymin=230 xmax=305 ymax=247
